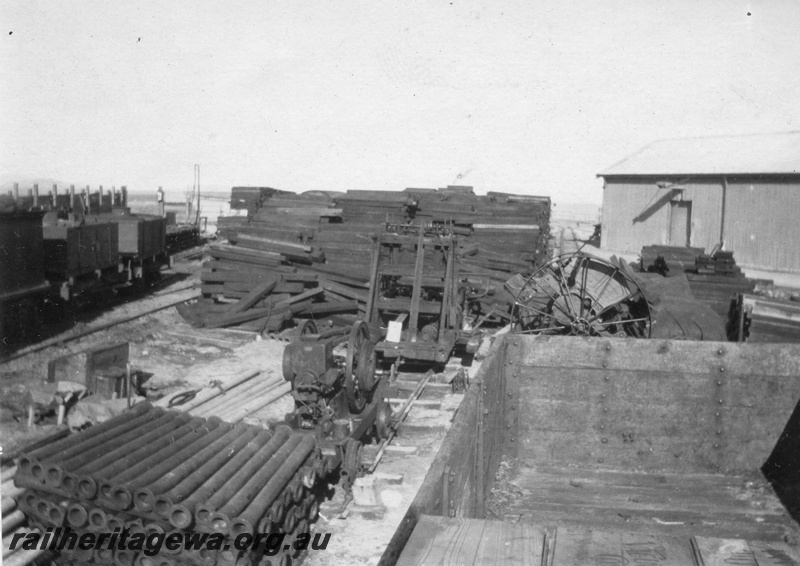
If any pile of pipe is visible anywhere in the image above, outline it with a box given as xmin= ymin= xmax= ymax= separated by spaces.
xmin=13 ymin=402 xmax=331 ymax=566
xmin=154 ymin=370 xmax=292 ymax=423
xmin=3 ymin=465 xmax=46 ymax=566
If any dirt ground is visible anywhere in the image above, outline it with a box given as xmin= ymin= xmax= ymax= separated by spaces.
xmin=0 ymin=254 xmax=483 ymax=565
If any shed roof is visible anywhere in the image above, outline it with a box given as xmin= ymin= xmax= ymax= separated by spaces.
xmin=599 ymin=131 xmax=800 ymax=177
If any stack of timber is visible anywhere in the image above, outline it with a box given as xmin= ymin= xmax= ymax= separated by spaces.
xmin=695 ymin=249 xmax=741 ymax=276
xmin=686 ymin=250 xmax=762 ymax=318
xmin=229 ymin=186 xmax=290 ymax=216
xmin=641 ymin=244 xmax=705 ymax=275
xmin=165 ymin=223 xmax=199 ymax=255
xmin=200 ymin=185 xmax=551 ymax=332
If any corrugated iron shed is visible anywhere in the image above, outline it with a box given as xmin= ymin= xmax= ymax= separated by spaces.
xmin=599 ymin=131 xmax=800 ymax=177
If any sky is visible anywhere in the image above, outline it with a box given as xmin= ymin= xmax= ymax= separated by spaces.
xmin=2 ymin=1 xmax=799 ymax=204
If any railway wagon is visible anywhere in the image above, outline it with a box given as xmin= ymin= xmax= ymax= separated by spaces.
xmin=42 ymin=217 xmax=121 ymax=300
xmin=0 ymin=210 xmax=49 ymax=353
xmin=382 ymin=335 xmax=800 ymax=565
xmin=96 ymin=210 xmax=169 ymax=281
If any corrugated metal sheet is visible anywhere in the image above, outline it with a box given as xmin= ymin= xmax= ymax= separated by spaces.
xmin=724 ymin=179 xmax=800 ymax=272
xmin=599 ymin=132 xmax=800 ymax=176
xmin=601 ymin=178 xmax=722 ymax=254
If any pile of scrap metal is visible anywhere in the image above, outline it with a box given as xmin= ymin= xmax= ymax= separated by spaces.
xmin=14 ymin=403 xmax=327 ymax=565
xmin=508 ymin=251 xmax=727 ymax=340
xmin=182 ymin=186 xmax=551 ymax=336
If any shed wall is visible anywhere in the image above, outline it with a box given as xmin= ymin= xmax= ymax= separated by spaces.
xmin=601 ymin=178 xmax=722 ymax=254
xmin=601 ymin=176 xmax=800 ymax=273
xmin=724 ymin=178 xmax=800 ymax=272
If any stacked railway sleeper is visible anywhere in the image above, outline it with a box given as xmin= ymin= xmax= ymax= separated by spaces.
xmin=194 ymin=185 xmax=552 ymax=335
xmin=13 ymin=403 xmax=329 ymax=566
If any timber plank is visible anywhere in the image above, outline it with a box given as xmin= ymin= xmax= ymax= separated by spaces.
xmin=552 ymin=528 xmax=695 ymax=566
xmin=395 ymin=515 xmax=485 ymax=566
xmin=474 ymin=521 xmax=544 ymax=566
xmin=516 ymin=335 xmax=800 ymax=377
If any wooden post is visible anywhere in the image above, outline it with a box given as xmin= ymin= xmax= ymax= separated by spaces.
xmin=408 ymin=224 xmax=426 ymax=342
xmin=157 ymin=186 xmax=165 ymax=217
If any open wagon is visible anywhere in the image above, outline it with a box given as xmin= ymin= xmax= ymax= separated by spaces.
xmin=381 ymin=335 xmax=800 ymax=565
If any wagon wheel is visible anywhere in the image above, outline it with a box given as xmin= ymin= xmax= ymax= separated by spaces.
xmin=511 ymin=252 xmax=651 ymax=338
xmin=345 ymin=321 xmax=374 ymax=413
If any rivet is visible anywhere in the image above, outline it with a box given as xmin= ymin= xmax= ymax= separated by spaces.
xmin=606 ymin=345 xmax=611 ymax=351
xmin=514 ymin=372 xmax=519 ymax=377
xmin=601 ymin=437 xmax=608 ymax=444
xmin=602 ymin=362 xmax=608 ymax=368
xmin=717 ymin=381 xmax=722 ymax=386
xmin=601 ymin=394 xmax=606 ymax=398
xmin=718 ymin=349 xmax=724 ymax=355
xmin=507 ymin=392 xmax=512 ymax=398
xmin=604 ymin=376 xmax=610 ymax=381
xmin=600 ymin=425 xmax=605 ymax=430
xmin=483 ymin=409 xmax=489 ymax=415
xmin=510 ymin=437 xmax=516 ymax=442
xmin=713 ymin=443 xmax=719 ymax=449
xmin=604 ymin=408 xmax=609 ymax=413
xmin=718 ymin=399 xmax=723 ymax=404
xmin=719 ymin=367 xmax=725 ymax=373
xmin=716 ymin=430 xmax=722 ymax=435
xmin=715 ymin=412 xmax=720 ymax=417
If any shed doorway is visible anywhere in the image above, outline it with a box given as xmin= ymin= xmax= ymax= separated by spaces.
xmin=669 ymin=201 xmax=692 ymax=246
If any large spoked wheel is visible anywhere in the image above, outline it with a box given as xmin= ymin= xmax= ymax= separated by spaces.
xmin=345 ymin=321 xmax=375 ymax=413
xmin=511 ymin=252 xmax=651 ymax=338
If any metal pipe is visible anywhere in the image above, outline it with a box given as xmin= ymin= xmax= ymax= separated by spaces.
xmin=70 ymin=414 xmax=202 ymax=499
xmin=21 ymin=402 xmax=154 ymax=463
xmin=1 ymin=480 xmax=25 ymax=498
xmin=89 ymin=417 xmax=207 ymax=506
xmin=218 ymin=382 xmax=292 ymax=422
xmin=115 ymin=548 xmax=137 ymax=566
xmin=165 ymin=428 xmax=271 ymax=529
xmin=1 ymin=509 xmax=24 ymax=532
xmin=103 ymin=416 xmax=225 ymax=487
xmin=46 ymin=412 xmax=184 ymax=490
xmin=130 ymin=422 xmax=240 ymax=513
xmin=192 ymin=377 xmax=284 ymax=418
xmin=192 ymin=377 xmax=282 ymax=415
xmin=88 ymin=507 xmax=108 ymax=531
xmin=40 ymin=409 xmax=169 ymax=486
xmin=1 ymin=495 xmax=15 ymax=514
xmin=154 ymin=369 xmax=259 ymax=410
xmin=194 ymin=427 xmax=295 ymax=529
xmin=64 ymin=412 xmax=188 ymax=473
xmin=2 ymin=526 xmax=37 ymax=559
xmin=190 ymin=379 xmax=276 ymax=418
xmin=67 ymin=502 xmax=89 ymax=528
xmin=1 ymin=466 xmax=17 ymax=482
xmin=4 ymin=545 xmax=47 ymax=566
xmin=227 ymin=435 xmax=315 ymax=537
